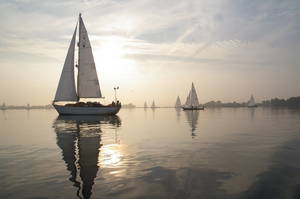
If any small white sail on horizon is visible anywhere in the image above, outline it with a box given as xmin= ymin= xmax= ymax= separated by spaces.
xmin=151 ymin=101 xmax=156 ymax=108
xmin=247 ymin=95 xmax=257 ymax=107
xmin=175 ymin=96 xmax=181 ymax=108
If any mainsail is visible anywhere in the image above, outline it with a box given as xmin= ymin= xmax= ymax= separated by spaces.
xmin=144 ymin=102 xmax=148 ymax=108
xmin=175 ymin=96 xmax=181 ymax=107
xmin=77 ymin=14 xmax=102 ymax=98
xmin=54 ymin=25 xmax=78 ymax=102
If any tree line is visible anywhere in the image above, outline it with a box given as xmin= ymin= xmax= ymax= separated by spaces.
xmin=261 ymin=97 xmax=300 ymax=108
xmin=203 ymin=96 xmax=300 ymax=108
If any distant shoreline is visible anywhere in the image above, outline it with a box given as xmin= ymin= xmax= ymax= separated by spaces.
xmin=2 ymin=106 xmax=300 ymax=111
xmin=1 ymin=96 xmax=300 ymax=110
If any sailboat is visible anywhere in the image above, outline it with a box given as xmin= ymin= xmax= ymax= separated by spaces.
xmin=1 ymin=103 xmax=6 ymax=110
xmin=53 ymin=14 xmax=121 ymax=115
xmin=151 ymin=101 xmax=156 ymax=109
xmin=247 ymin=95 xmax=257 ymax=108
xmin=175 ymin=96 xmax=181 ymax=108
xmin=182 ymin=83 xmax=204 ymax=110
xmin=144 ymin=101 xmax=148 ymax=108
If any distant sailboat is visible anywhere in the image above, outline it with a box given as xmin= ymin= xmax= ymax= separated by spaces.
xmin=1 ymin=103 xmax=6 ymax=110
xmin=144 ymin=102 xmax=148 ymax=108
xmin=151 ymin=101 xmax=156 ymax=109
xmin=175 ymin=96 xmax=181 ymax=108
xmin=247 ymin=95 xmax=257 ymax=108
xmin=53 ymin=14 xmax=121 ymax=115
xmin=182 ymin=83 xmax=204 ymax=110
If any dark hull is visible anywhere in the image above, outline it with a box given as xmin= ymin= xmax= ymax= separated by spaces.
xmin=247 ymin=105 xmax=258 ymax=108
xmin=53 ymin=104 xmax=121 ymax=115
xmin=182 ymin=107 xmax=204 ymax=110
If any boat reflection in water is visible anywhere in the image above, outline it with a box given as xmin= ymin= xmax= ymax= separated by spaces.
xmin=248 ymin=107 xmax=256 ymax=122
xmin=184 ymin=110 xmax=200 ymax=138
xmin=175 ymin=107 xmax=181 ymax=122
xmin=53 ymin=115 xmax=121 ymax=199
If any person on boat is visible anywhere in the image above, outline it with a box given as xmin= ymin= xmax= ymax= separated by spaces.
xmin=116 ymin=100 xmax=121 ymax=107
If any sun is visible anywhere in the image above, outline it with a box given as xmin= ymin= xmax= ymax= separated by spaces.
xmin=92 ymin=35 xmax=142 ymax=103
xmin=94 ymin=36 xmax=137 ymax=82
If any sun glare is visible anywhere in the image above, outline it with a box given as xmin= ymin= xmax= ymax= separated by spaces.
xmin=94 ymin=36 xmax=137 ymax=82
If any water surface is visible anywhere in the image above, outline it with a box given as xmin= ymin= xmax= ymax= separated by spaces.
xmin=1 ymin=108 xmax=300 ymax=198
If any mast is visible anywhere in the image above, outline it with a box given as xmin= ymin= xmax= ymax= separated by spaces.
xmin=77 ymin=13 xmax=81 ymax=99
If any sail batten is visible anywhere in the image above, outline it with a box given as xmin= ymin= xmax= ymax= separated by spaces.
xmin=77 ymin=15 xmax=102 ymax=99
xmin=54 ymin=25 xmax=78 ymax=102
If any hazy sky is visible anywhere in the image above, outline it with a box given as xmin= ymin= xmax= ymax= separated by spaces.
xmin=0 ymin=0 xmax=300 ymax=106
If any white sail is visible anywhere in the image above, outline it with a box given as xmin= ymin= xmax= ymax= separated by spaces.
xmin=184 ymin=91 xmax=191 ymax=107
xmin=144 ymin=102 xmax=148 ymax=108
xmin=54 ymin=25 xmax=78 ymax=102
xmin=151 ymin=101 xmax=156 ymax=108
xmin=77 ymin=15 xmax=102 ymax=98
xmin=175 ymin=96 xmax=181 ymax=107
xmin=184 ymin=83 xmax=200 ymax=107
xmin=190 ymin=83 xmax=200 ymax=106
xmin=248 ymin=95 xmax=256 ymax=106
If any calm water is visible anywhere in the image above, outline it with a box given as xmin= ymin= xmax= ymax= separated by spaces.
xmin=1 ymin=108 xmax=300 ymax=199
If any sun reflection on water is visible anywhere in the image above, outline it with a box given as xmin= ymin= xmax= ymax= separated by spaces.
xmin=99 ymin=144 xmax=123 ymax=168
